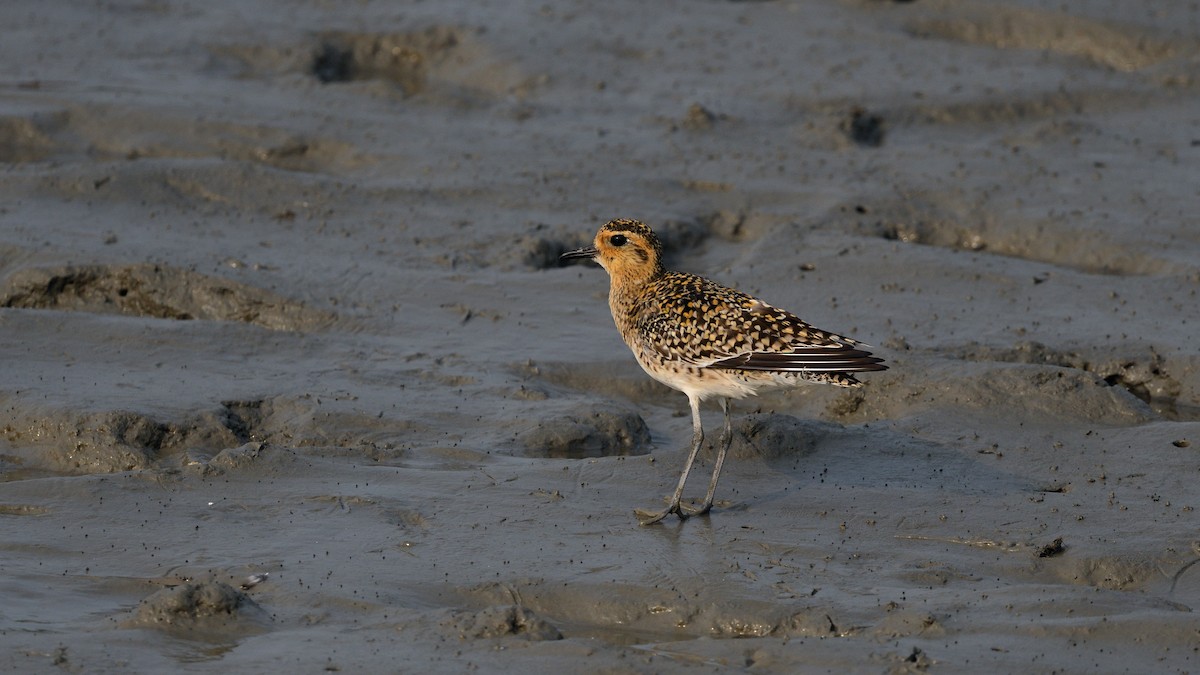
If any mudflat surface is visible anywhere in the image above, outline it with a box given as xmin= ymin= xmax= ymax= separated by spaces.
xmin=2 ymin=1 xmax=1198 ymax=672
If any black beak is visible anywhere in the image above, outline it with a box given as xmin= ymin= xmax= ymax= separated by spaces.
xmin=559 ymin=245 xmax=598 ymax=263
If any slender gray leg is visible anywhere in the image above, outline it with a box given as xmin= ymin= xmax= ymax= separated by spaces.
xmin=688 ymin=397 xmax=731 ymax=516
xmin=637 ymin=394 xmax=704 ymax=525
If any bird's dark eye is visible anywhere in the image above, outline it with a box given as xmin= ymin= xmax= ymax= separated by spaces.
xmin=610 ymin=234 xmax=627 ymax=247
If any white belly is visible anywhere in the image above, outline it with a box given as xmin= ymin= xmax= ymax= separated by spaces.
xmin=635 ymin=355 xmax=805 ymax=402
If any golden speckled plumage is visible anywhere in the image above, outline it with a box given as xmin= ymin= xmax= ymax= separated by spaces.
xmin=620 ymin=270 xmax=875 ymax=394
xmin=561 ymin=218 xmax=886 ymax=524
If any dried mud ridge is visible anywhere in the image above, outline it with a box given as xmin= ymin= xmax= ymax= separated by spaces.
xmin=903 ymin=4 xmax=1192 ymax=73
xmin=524 ymin=347 xmax=1168 ymax=435
xmin=217 ymin=25 xmax=531 ymax=102
xmin=0 ymin=397 xmax=409 ymax=475
xmin=842 ymin=196 xmax=1191 ymax=277
xmin=0 ymin=263 xmax=332 ymax=331
xmin=1 ymin=103 xmax=367 ymax=174
xmin=951 ymin=341 xmax=1196 ymax=421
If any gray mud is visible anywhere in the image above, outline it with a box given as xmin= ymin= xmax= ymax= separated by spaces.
xmin=2 ymin=1 xmax=1198 ymax=672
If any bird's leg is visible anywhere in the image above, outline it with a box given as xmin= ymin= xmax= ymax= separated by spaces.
xmin=637 ymin=394 xmax=704 ymax=525
xmin=686 ymin=397 xmax=731 ymax=517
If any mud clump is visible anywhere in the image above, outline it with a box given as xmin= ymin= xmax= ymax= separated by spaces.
xmin=515 ymin=406 xmax=650 ymax=458
xmin=312 ymin=27 xmax=462 ymax=93
xmin=511 ymin=224 xmax=592 ymax=271
xmin=125 ymin=581 xmax=269 ymax=634
xmin=1 ymin=407 xmax=203 ymax=474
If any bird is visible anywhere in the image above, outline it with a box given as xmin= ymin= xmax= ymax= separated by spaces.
xmin=560 ymin=218 xmax=886 ymax=525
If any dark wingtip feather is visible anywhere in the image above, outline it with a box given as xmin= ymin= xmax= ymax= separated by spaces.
xmin=709 ymin=347 xmax=888 ymax=374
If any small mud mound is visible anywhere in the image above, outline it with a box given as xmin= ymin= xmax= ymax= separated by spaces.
xmin=673 ymin=102 xmax=727 ymax=132
xmin=123 ymin=581 xmax=270 ymax=637
xmin=511 ymin=404 xmax=651 ymax=459
xmin=721 ymin=414 xmax=843 ymax=461
xmin=905 ymin=6 xmax=1185 ymax=72
xmin=0 ymin=263 xmax=333 ymax=331
xmin=312 ymin=27 xmax=461 ymax=93
xmin=0 ymin=406 xmax=231 ymax=475
xmin=506 ymin=224 xmax=594 ymax=271
xmin=442 ymin=605 xmax=562 ymax=641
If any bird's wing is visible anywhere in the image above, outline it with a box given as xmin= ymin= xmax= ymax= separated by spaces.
xmin=638 ymin=273 xmax=885 ymax=373
xmin=708 ymin=346 xmax=887 ymax=373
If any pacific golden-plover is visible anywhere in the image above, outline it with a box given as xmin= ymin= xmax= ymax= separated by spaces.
xmin=561 ymin=218 xmax=886 ymax=525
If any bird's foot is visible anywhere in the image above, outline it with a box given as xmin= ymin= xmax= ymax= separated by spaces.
xmin=635 ymin=502 xmax=688 ymax=525
xmin=680 ymin=502 xmax=713 ymax=518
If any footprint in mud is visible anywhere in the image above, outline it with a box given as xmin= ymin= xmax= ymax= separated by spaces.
xmin=1039 ymin=553 xmax=1165 ymax=591
xmin=462 ymin=579 xmax=843 ymax=641
xmin=441 ymin=605 xmax=562 ymax=641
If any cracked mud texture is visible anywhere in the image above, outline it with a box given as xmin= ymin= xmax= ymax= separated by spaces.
xmin=2 ymin=0 xmax=1199 ymax=673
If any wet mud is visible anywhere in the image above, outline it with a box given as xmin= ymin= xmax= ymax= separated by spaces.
xmin=2 ymin=0 xmax=1198 ymax=672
